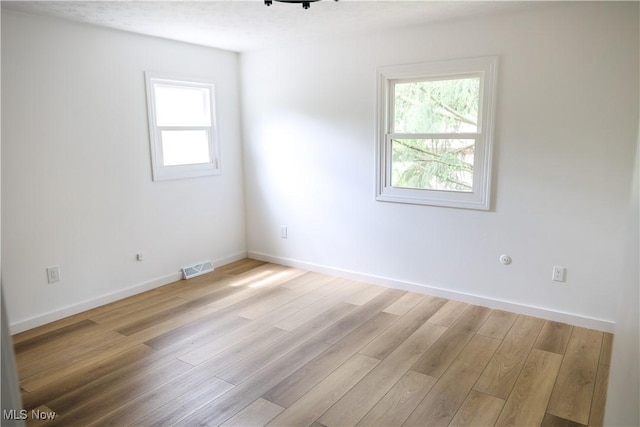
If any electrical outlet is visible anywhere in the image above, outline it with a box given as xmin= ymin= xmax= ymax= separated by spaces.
xmin=552 ymin=266 xmax=566 ymax=282
xmin=46 ymin=266 xmax=60 ymax=284
xmin=280 ymin=226 xmax=288 ymax=239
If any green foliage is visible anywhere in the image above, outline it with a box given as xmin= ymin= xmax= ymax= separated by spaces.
xmin=391 ymin=77 xmax=479 ymax=192
xmin=392 ymin=139 xmax=474 ymax=192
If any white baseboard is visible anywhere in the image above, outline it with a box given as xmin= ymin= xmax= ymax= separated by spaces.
xmin=10 ymin=251 xmax=248 ymax=334
xmin=248 ymin=251 xmax=616 ymax=333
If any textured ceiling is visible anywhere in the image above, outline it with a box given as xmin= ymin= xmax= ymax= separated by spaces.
xmin=2 ymin=1 xmax=541 ymax=52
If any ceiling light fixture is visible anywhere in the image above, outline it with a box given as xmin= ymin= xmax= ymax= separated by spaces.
xmin=264 ymin=0 xmax=338 ymax=10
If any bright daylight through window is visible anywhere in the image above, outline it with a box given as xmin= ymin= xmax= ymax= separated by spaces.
xmin=145 ymin=73 xmax=220 ymax=181
xmin=376 ymin=56 xmax=498 ymax=209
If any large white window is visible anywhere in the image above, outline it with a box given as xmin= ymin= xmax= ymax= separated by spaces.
xmin=376 ymin=56 xmax=498 ymax=210
xmin=145 ymin=72 xmax=220 ymax=181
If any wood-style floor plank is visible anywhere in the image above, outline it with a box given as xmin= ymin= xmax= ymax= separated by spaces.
xmin=236 ymin=283 xmax=311 ymax=320
xmin=404 ymin=334 xmax=500 ymax=426
xmin=449 ymin=390 xmax=505 ymax=426
xmin=312 ymin=288 xmax=405 ymax=345
xmin=130 ymin=376 xmax=234 ymax=426
xmin=274 ymin=278 xmax=367 ymax=331
xmin=547 ymin=327 xmax=603 ymax=425
xmin=344 ymin=282 xmax=386 ymax=306
xmin=47 ymin=359 xmax=192 ymax=426
xmin=11 ymin=310 xmax=88 ymax=343
xmin=474 ymin=315 xmax=545 ymax=399
xmin=45 ymin=351 xmax=184 ymax=415
xmin=87 ymin=369 xmax=231 ymax=426
xmin=89 ymin=294 xmax=186 ymax=326
xmin=267 ymin=354 xmax=379 ymax=426
xmin=216 ymin=258 xmax=267 ymax=275
xmin=12 ymin=260 xmax=611 ymax=427
xmin=356 ymin=370 xmax=437 ymax=427
xmin=143 ymin=313 xmax=250 ymax=351
xmin=599 ymin=332 xmax=613 ymax=366
xmin=263 ymin=311 xmax=398 ymax=408
xmin=188 ymin=324 xmax=287 ymax=374
xmin=383 ymin=292 xmax=425 ymax=316
xmin=317 ymin=321 xmax=446 ymax=426
xmin=588 ymin=362 xmax=610 ymax=426
xmin=177 ymin=320 xmax=283 ymax=366
xmin=359 ymin=295 xmax=446 ymax=360
xmin=476 ymin=310 xmax=518 ymax=340
xmin=180 ymin=337 xmax=330 ymax=426
xmin=20 ymin=335 xmax=141 ymax=392
xmin=495 ymin=349 xmax=563 ymax=426
xmin=427 ymin=299 xmax=469 ymax=327
xmin=221 ymin=398 xmax=284 ymax=427
xmin=13 ymin=319 xmax=99 ymax=355
xmin=542 ymin=412 xmax=587 ymax=427
xmin=534 ymin=320 xmax=574 ymax=354
xmin=217 ymin=315 xmax=349 ymax=385
xmin=411 ymin=305 xmax=492 ymax=378
xmin=17 ymin=330 xmax=125 ymax=381
xmin=181 ymin=264 xmax=306 ymax=315
xmin=21 ymin=344 xmax=155 ymax=411
xmin=255 ymin=274 xmax=343 ymax=326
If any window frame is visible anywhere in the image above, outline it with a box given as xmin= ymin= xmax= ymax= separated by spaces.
xmin=376 ymin=56 xmax=498 ymax=210
xmin=145 ymin=72 xmax=221 ymax=181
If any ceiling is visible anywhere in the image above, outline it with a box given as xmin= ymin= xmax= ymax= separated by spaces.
xmin=2 ymin=1 xmax=542 ymax=52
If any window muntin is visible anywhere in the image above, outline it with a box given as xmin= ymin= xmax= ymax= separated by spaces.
xmin=145 ymin=73 xmax=220 ymax=181
xmin=377 ymin=57 xmax=497 ymax=210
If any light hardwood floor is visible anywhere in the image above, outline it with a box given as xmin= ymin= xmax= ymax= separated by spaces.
xmin=12 ymin=259 xmax=612 ymax=426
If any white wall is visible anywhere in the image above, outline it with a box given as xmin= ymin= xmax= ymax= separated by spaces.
xmin=1 ymin=10 xmax=247 ymax=332
xmin=241 ymin=2 xmax=639 ymax=330
xmin=604 ymin=58 xmax=640 ymax=425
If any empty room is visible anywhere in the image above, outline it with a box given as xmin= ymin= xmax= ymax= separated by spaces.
xmin=1 ymin=1 xmax=638 ymax=426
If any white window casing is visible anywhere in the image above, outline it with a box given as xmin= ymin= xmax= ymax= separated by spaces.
xmin=145 ymin=72 xmax=221 ymax=181
xmin=376 ymin=56 xmax=498 ymax=210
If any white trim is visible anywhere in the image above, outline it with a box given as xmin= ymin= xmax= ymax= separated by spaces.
xmin=9 ymin=251 xmax=247 ymax=334
xmin=145 ymin=71 xmax=221 ymax=181
xmin=247 ymin=251 xmax=616 ymax=333
xmin=376 ymin=56 xmax=498 ymax=210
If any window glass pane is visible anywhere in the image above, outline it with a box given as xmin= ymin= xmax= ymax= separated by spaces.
xmin=161 ymin=130 xmax=210 ymax=166
xmin=391 ymin=138 xmax=475 ymax=192
xmin=393 ymin=77 xmax=480 ymax=133
xmin=154 ymin=84 xmax=211 ymax=127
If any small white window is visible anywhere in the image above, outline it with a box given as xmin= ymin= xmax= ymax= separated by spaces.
xmin=376 ymin=56 xmax=498 ymax=210
xmin=145 ymin=72 xmax=220 ymax=181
